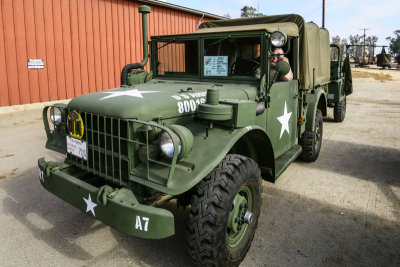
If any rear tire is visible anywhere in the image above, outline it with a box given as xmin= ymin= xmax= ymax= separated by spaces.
xmin=334 ymin=96 xmax=346 ymax=122
xmin=186 ymin=154 xmax=262 ymax=266
xmin=299 ymin=109 xmax=323 ymax=162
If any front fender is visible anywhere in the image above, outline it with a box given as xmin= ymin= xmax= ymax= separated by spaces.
xmin=304 ymin=88 xmax=326 ymax=131
xmin=161 ymin=123 xmax=275 ymax=195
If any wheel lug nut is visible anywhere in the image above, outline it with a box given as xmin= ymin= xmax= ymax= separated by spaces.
xmin=244 ymin=211 xmax=254 ymax=224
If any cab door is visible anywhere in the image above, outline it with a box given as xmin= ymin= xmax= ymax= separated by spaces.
xmin=266 ymin=80 xmax=298 ymax=159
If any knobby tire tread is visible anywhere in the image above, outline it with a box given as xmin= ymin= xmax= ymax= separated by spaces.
xmin=334 ymin=97 xmax=346 ymax=122
xmin=186 ymin=154 xmax=262 ymax=267
xmin=299 ymin=109 xmax=323 ymax=162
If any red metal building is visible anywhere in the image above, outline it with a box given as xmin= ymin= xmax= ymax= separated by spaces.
xmin=0 ymin=0 xmax=222 ymax=107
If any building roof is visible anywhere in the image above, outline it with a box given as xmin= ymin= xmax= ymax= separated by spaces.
xmin=136 ymin=0 xmax=227 ymax=20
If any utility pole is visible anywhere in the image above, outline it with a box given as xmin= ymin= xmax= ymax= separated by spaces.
xmin=360 ymin=28 xmax=370 ymax=67
xmin=322 ymin=0 xmax=325 ymax=28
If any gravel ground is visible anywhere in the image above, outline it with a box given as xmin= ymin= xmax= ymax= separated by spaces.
xmin=0 ymin=68 xmax=399 ymax=266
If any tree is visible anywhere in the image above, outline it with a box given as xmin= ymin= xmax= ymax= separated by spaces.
xmin=331 ymin=35 xmax=341 ymax=60
xmin=386 ymin=30 xmax=400 ymax=59
xmin=223 ymin=13 xmax=231 ymax=19
xmin=348 ymin=34 xmax=362 ymax=59
xmin=340 ymin=38 xmax=348 ymax=57
xmin=241 ymin=6 xmax=264 ymax=17
xmin=331 ymin=35 xmax=348 ymax=60
xmin=366 ymin=36 xmax=378 ymax=56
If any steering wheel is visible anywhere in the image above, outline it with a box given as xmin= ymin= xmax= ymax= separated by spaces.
xmin=231 ymin=58 xmax=260 ymax=75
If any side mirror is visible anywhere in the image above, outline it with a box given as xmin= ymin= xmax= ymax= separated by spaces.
xmin=275 ymin=60 xmax=291 ymax=76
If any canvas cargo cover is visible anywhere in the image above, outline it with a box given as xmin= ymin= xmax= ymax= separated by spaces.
xmin=200 ymin=15 xmax=331 ymax=89
xmin=307 ymin=23 xmax=331 ymax=88
xmin=377 ymin=54 xmax=391 ymax=66
xmin=377 ymin=47 xmax=391 ymax=67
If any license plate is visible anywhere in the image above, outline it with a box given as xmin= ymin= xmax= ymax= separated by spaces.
xmin=66 ymin=136 xmax=87 ymax=160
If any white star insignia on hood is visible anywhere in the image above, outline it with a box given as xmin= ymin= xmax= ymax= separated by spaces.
xmin=277 ymin=102 xmax=292 ymax=139
xmin=99 ymin=89 xmax=159 ymax=100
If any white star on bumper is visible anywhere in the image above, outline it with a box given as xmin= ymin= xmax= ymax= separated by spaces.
xmin=277 ymin=102 xmax=292 ymax=139
xmin=83 ymin=194 xmax=97 ymax=216
xmin=99 ymin=89 xmax=159 ymax=100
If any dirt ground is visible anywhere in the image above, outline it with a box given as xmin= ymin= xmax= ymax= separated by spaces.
xmin=0 ymin=68 xmax=399 ymax=266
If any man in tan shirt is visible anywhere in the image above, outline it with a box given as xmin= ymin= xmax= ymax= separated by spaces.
xmin=270 ymin=47 xmax=293 ymax=81
xmin=253 ymin=46 xmax=293 ymax=81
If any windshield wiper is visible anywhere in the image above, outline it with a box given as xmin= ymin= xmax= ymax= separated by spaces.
xmin=206 ymin=36 xmax=229 ymax=48
xmin=158 ymin=39 xmax=176 ymax=50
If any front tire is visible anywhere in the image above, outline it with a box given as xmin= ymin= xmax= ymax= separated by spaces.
xmin=299 ymin=109 xmax=323 ymax=162
xmin=186 ymin=154 xmax=262 ymax=266
xmin=334 ymin=96 xmax=346 ymax=122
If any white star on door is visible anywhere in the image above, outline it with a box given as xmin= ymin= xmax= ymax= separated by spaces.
xmin=99 ymin=89 xmax=159 ymax=100
xmin=83 ymin=194 xmax=97 ymax=216
xmin=277 ymin=102 xmax=292 ymax=139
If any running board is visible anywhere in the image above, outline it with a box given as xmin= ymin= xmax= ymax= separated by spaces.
xmin=274 ymin=144 xmax=302 ymax=180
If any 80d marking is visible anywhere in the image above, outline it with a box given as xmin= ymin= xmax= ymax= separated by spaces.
xmin=171 ymin=92 xmax=206 ymax=114
xmin=177 ymin=98 xmax=206 ymax=114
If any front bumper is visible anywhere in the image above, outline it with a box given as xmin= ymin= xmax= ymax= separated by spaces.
xmin=38 ymin=158 xmax=174 ymax=239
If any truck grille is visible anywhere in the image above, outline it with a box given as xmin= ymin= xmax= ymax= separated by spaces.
xmin=65 ymin=110 xmax=180 ymax=187
xmin=67 ymin=111 xmax=132 ymax=185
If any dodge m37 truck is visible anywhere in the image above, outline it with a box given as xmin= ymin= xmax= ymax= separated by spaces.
xmin=38 ymin=6 xmax=352 ymax=266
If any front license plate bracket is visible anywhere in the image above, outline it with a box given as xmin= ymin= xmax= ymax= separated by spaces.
xmin=66 ymin=136 xmax=87 ymax=160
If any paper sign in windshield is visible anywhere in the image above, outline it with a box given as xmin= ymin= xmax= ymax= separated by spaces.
xmin=204 ymin=56 xmax=228 ymax=76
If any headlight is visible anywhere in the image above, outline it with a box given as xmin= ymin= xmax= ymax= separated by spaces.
xmin=50 ymin=106 xmax=62 ymax=125
xmin=271 ymin=30 xmax=287 ymax=47
xmin=159 ymin=125 xmax=193 ymax=160
xmin=160 ymin=131 xmax=181 ymax=159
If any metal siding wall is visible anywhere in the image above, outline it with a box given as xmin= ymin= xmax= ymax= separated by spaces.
xmin=0 ymin=1 xmax=9 ymax=106
xmin=2 ymin=0 xmax=19 ymax=106
xmin=0 ymin=0 xmax=213 ymax=107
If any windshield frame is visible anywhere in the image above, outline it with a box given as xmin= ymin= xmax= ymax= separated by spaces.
xmin=150 ymin=31 xmax=266 ymax=83
xmin=201 ymin=31 xmax=265 ymax=82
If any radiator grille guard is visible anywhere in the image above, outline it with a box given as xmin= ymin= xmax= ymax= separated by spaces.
xmin=66 ymin=111 xmax=179 ymax=187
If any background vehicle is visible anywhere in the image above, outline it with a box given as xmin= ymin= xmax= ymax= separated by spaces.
xmin=39 ymin=6 xmax=352 ymax=266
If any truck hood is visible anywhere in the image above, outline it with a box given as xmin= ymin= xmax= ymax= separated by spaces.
xmin=67 ymin=79 xmax=258 ymax=120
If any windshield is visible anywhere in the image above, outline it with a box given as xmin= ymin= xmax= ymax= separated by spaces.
xmin=156 ymin=39 xmax=199 ymax=76
xmin=204 ymin=36 xmax=261 ymax=79
xmin=154 ymin=35 xmax=262 ymax=80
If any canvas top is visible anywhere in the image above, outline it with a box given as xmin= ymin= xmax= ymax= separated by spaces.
xmin=199 ymin=14 xmax=331 ymax=89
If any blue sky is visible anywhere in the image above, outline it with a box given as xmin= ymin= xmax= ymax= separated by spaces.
xmin=159 ymin=0 xmax=400 ymax=48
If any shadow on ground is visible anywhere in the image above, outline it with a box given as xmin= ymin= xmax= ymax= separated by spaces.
xmin=305 ymin=139 xmax=400 ymax=186
xmin=245 ymin=186 xmax=400 ymax=266
xmin=1 ymin=168 xmax=192 ymax=265
xmin=2 ymin=162 xmax=400 ymax=266
xmin=299 ymin=139 xmax=400 ymax=223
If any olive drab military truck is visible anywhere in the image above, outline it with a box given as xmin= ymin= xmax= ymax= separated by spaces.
xmin=38 ymin=6 xmax=352 ymax=266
